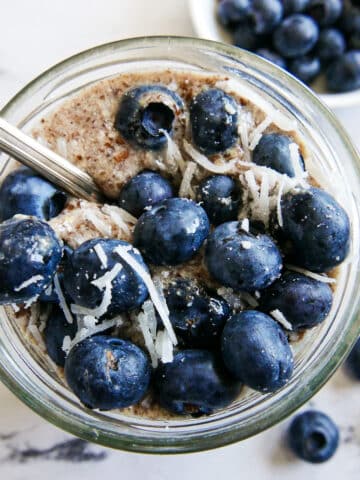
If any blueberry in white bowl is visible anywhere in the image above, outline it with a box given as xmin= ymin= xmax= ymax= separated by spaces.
xmin=0 ymin=216 xmax=63 ymax=305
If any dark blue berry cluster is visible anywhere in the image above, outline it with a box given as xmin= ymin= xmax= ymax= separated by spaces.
xmin=218 ymin=0 xmax=360 ymax=92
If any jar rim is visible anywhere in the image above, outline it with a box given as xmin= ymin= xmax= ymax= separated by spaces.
xmin=0 ymin=36 xmax=360 ymax=454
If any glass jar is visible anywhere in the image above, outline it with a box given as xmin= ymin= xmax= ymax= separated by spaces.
xmin=0 ymin=36 xmax=359 ymax=454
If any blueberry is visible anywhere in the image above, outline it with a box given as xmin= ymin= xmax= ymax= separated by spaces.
xmin=0 ymin=168 xmax=67 ymax=222
xmin=221 ymin=310 xmax=294 ymax=392
xmin=233 ymin=24 xmax=263 ymax=50
xmin=306 ymin=0 xmax=343 ymax=27
xmin=65 ymin=335 xmax=151 ymax=410
xmin=338 ymin=5 xmax=360 ymax=37
xmin=196 ymin=175 xmax=242 ymax=225
xmin=165 ymin=278 xmax=230 ymax=348
xmin=253 ymin=134 xmax=305 ymax=177
xmin=39 ymin=246 xmax=73 ymax=303
xmin=248 ymin=0 xmax=283 ymax=34
xmin=189 ymin=89 xmax=238 ymax=155
xmin=316 ymin=29 xmax=346 ymax=63
xmin=44 ymin=304 xmax=78 ymax=367
xmin=280 ymin=187 xmax=350 ymax=272
xmin=288 ymin=410 xmax=339 ymax=463
xmin=205 ymin=221 xmax=282 ymax=292
xmin=118 ymin=170 xmax=173 ymax=217
xmin=345 ymin=337 xmax=360 ymax=380
xmin=114 ymin=85 xmax=183 ymax=151
xmin=283 ymin=0 xmax=310 ymax=15
xmin=259 ymin=271 xmax=333 ymax=330
xmin=256 ymin=48 xmax=287 ymax=69
xmin=289 ymin=55 xmax=321 ymax=83
xmin=133 ymin=198 xmax=210 ymax=266
xmin=273 ymin=14 xmax=319 ymax=58
xmin=154 ymin=349 xmax=241 ymax=415
xmin=217 ymin=0 xmax=251 ymax=28
xmin=0 ymin=217 xmax=62 ymax=305
xmin=63 ymin=239 xmax=148 ymax=318
xmin=326 ymin=51 xmax=360 ymax=92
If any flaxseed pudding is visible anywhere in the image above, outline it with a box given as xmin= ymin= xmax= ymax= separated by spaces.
xmin=0 ymin=68 xmax=350 ymax=418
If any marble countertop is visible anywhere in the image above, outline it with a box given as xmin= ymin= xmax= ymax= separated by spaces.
xmin=0 ymin=1 xmax=359 ymax=478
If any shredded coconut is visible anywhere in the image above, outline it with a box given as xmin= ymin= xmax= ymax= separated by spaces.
xmin=240 ymin=292 xmax=259 ymax=307
xmin=155 ymin=330 xmax=174 ymax=364
xmin=14 ymin=275 xmax=44 ymax=292
xmin=94 ymin=243 xmax=108 ymax=269
xmin=54 ymin=274 xmax=74 ymax=324
xmin=91 ymin=263 xmax=123 ymax=290
xmin=240 ymin=218 xmax=250 ymax=232
xmin=248 ymin=116 xmax=273 ymax=151
xmin=24 ymin=294 xmax=39 ymax=309
xmin=285 ymin=264 xmax=337 ymax=284
xmin=161 ymin=129 xmax=186 ymax=173
xmin=11 ymin=303 xmax=20 ymax=313
xmin=270 ymin=309 xmax=293 ymax=331
xmin=241 ymin=240 xmax=252 ymax=250
xmin=71 ymin=283 xmax=112 ymax=318
xmin=289 ymin=143 xmax=307 ymax=180
xmin=178 ymin=161 xmax=197 ymax=199
xmin=276 ymin=177 xmax=285 ymax=228
xmin=114 ymin=245 xmax=177 ymax=345
xmin=217 ymin=287 xmax=244 ymax=310
xmin=84 ymin=209 xmax=112 ymax=236
xmin=137 ymin=300 xmax=158 ymax=367
xmin=183 ymin=140 xmax=236 ymax=174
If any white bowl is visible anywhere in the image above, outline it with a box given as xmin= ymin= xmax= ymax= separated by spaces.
xmin=188 ymin=0 xmax=360 ymax=109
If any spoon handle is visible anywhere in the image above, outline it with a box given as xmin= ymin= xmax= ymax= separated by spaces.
xmin=0 ymin=117 xmax=103 ymax=202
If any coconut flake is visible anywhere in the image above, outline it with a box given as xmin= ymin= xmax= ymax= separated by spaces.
xmin=258 ymin=171 xmax=270 ymax=225
xmin=94 ymin=243 xmax=108 ymax=269
xmin=24 ymin=294 xmax=40 ymax=309
xmin=137 ymin=301 xmax=158 ymax=368
xmin=84 ymin=209 xmax=112 ymax=236
xmin=71 ymin=283 xmax=112 ymax=318
xmin=270 ymin=309 xmax=293 ymax=331
xmin=53 ymin=274 xmax=74 ymax=324
xmin=240 ymin=218 xmax=250 ymax=232
xmin=240 ymin=292 xmax=259 ymax=307
xmin=161 ymin=129 xmax=186 ymax=173
xmin=114 ymin=245 xmax=177 ymax=345
xmin=241 ymin=240 xmax=252 ymax=250
xmin=217 ymin=287 xmax=244 ymax=310
xmin=179 ymin=161 xmax=197 ymax=199
xmin=276 ymin=177 xmax=285 ymax=228
xmin=248 ymin=115 xmax=273 ymax=151
xmin=91 ymin=263 xmax=123 ymax=290
xmin=289 ymin=143 xmax=307 ymax=180
xmin=183 ymin=140 xmax=236 ymax=174
xmin=155 ymin=330 xmax=174 ymax=364
xmin=14 ymin=275 xmax=44 ymax=292
xmin=56 ymin=137 xmax=68 ymax=158
xmin=11 ymin=303 xmax=20 ymax=313
xmin=285 ymin=264 xmax=337 ymax=284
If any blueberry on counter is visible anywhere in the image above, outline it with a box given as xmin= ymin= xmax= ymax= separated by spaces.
xmin=256 ymin=48 xmax=287 ymax=68
xmin=345 ymin=337 xmax=360 ymax=380
xmin=280 ymin=187 xmax=350 ymax=272
xmin=189 ymin=88 xmax=238 ymax=155
xmin=316 ymin=29 xmax=346 ymax=63
xmin=306 ymin=0 xmax=343 ymax=27
xmin=154 ymin=349 xmax=242 ymax=415
xmin=118 ymin=170 xmax=173 ymax=217
xmin=273 ymin=14 xmax=319 ymax=58
xmin=133 ymin=197 xmax=210 ymax=266
xmin=196 ymin=175 xmax=242 ymax=225
xmin=252 ymin=134 xmax=305 ymax=177
xmin=221 ymin=310 xmax=294 ymax=392
xmin=289 ymin=55 xmax=321 ymax=83
xmin=217 ymin=0 xmax=251 ymax=28
xmin=63 ymin=239 xmax=148 ymax=318
xmin=114 ymin=85 xmax=183 ymax=150
xmin=259 ymin=271 xmax=333 ymax=330
xmin=205 ymin=221 xmax=282 ymax=292
xmin=288 ymin=410 xmax=339 ymax=463
xmin=44 ymin=304 xmax=78 ymax=367
xmin=65 ymin=336 xmax=151 ymax=410
xmin=283 ymin=0 xmax=310 ymax=15
xmin=326 ymin=50 xmax=360 ymax=92
xmin=0 ymin=217 xmax=62 ymax=305
xmin=165 ymin=278 xmax=230 ymax=348
xmin=0 ymin=168 xmax=67 ymax=222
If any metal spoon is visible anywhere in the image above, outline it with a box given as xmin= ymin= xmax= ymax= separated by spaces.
xmin=0 ymin=117 xmax=103 ymax=202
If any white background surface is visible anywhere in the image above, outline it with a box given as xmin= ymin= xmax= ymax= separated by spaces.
xmin=0 ymin=1 xmax=359 ymax=478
